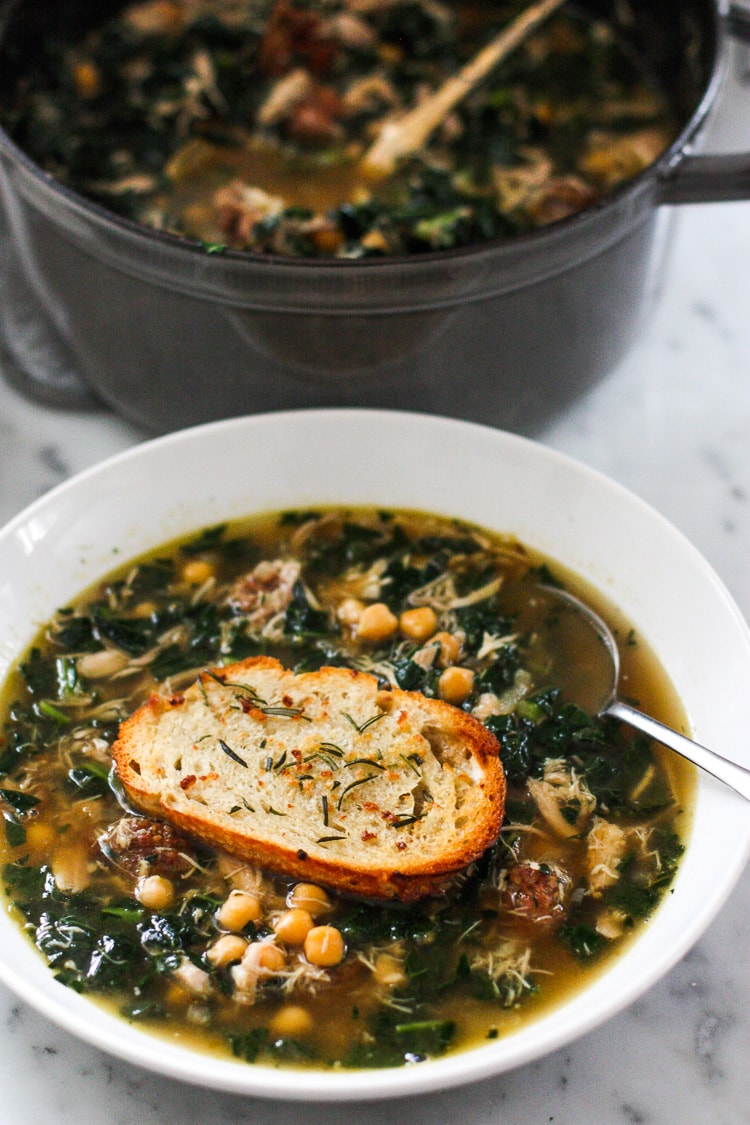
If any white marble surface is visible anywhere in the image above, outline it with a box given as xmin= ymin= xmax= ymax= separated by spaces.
xmin=2 ymin=43 xmax=750 ymax=1125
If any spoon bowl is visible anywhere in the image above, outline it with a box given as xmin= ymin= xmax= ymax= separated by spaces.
xmin=542 ymin=584 xmax=750 ymax=802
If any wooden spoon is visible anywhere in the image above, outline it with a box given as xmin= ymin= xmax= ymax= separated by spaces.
xmin=360 ymin=0 xmax=567 ymax=180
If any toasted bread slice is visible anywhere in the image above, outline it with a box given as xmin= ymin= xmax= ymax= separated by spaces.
xmin=112 ymin=656 xmax=505 ymax=901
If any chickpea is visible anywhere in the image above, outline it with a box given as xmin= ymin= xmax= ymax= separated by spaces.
xmin=269 ymin=1004 xmax=314 ymax=1039
xmin=399 ymin=606 xmax=438 ymax=641
xmin=24 ymin=820 xmax=55 ymax=852
xmin=432 ymin=630 xmax=462 ymax=668
xmin=337 ymin=596 xmax=366 ymax=628
xmin=438 ymin=665 xmax=475 ymax=705
xmin=242 ymin=941 xmax=286 ymax=975
xmin=72 ymin=60 xmax=101 ymax=99
xmin=273 ymin=907 xmax=315 ymax=946
xmin=304 ymin=925 xmax=346 ymax=967
xmin=373 ymin=952 xmax=407 ymax=988
xmin=310 ymin=228 xmax=345 ymax=255
xmin=287 ymin=883 xmax=332 ymax=918
xmin=360 ymin=229 xmax=390 ymax=253
xmin=181 ymin=558 xmax=214 ymax=585
xmin=132 ymin=600 xmax=158 ymax=619
xmin=231 ymin=942 xmax=286 ymax=997
xmin=355 ymin=602 xmax=398 ymax=643
xmin=206 ymin=933 xmax=248 ymax=967
xmin=216 ymin=889 xmax=263 ymax=932
xmin=136 ymin=874 xmax=175 ymax=912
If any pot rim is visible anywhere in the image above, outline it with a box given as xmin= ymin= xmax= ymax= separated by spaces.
xmin=0 ymin=0 xmax=727 ymax=309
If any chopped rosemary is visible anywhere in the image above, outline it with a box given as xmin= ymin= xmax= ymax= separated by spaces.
xmin=319 ymin=742 xmax=345 ymax=757
xmin=304 ymin=750 xmax=342 ymax=771
xmin=261 ymin=706 xmax=311 ymax=721
xmin=337 ymin=774 xmax=378 ymax=809
xmin=219 ymin=739 xmax=247 ymax=768
xmin=401 ymin=753 xmax=423 ymax=776
xmin=342 ymin=711 xmax=386 ymax=734
xmin=207 ymin=670 xmax=267 ymax=705
xmin=390 ymin=812 xmax=428 ymax=828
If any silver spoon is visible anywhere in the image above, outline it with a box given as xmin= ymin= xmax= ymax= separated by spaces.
xmin=540 ymin=584 xmax=750 ymax=802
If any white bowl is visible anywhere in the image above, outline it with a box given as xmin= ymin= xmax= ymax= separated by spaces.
xmin=1 ymin=408 xmax=749 ymax=1101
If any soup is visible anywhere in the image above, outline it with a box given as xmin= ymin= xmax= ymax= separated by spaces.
xmin=0 ymin=0 xmax=677 ymax=257
xmin=0 ymin=508 xmax=692 ymax=1069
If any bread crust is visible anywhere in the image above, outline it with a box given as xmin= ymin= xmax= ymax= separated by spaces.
xmin=112 ymin=656 xmax=505 ymax=901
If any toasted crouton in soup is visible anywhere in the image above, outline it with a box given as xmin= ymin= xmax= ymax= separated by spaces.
xmin=112 ymin=656 xmax=505 ymax=901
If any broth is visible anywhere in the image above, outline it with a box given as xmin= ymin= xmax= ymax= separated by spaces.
xmin=0 ymin=508 xmax=693 ymax=1069
xmin=0 ymin=0 xmax=678 ymax=257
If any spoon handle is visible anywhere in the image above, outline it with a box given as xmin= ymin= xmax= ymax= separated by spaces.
xmin=605 ymin=700 xmax=750 ymax=802
xmin=361 ymin=0 xmax=566 ymax=177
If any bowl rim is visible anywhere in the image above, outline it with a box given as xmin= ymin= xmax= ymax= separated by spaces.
xmin=1 ymin=407 xmax=749 ymax=1102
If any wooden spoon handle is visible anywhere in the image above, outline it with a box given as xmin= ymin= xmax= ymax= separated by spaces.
xmin=361 ymin=0 xmax=567 ymax=178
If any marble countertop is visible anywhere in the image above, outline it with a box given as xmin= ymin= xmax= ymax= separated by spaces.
xmin=2 ymin=46 xmax=750 ymax=1125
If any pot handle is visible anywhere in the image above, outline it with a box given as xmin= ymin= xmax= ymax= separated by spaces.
xmin=657 ymin=3 xmax=750 ymax=205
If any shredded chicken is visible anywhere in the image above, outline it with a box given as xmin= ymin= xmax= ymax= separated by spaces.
xmin=231 ymin=940 xmax=329 ymax=1005
xmin=586 ymin=815 xmax=630 ymax=896
xmin=469 ymin=940 xmax=535 ymax=1008
xmin=214 ymin=181 xmax=286 ymax=244
xmin=527 ymin=758 xmax=597 ymax=839
xmin=257 ymin=67 xmax=313 ymax=125
xmin=319 ymin=11 xmax=377 ymax=50
xmin=342 ymin=73 xmax=400 ymax=117
xmin=173 ymin=956 xmax=213 ymax=997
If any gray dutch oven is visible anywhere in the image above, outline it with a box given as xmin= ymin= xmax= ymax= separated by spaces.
xmin=0 ymin=0 xmax=749 ymax=434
